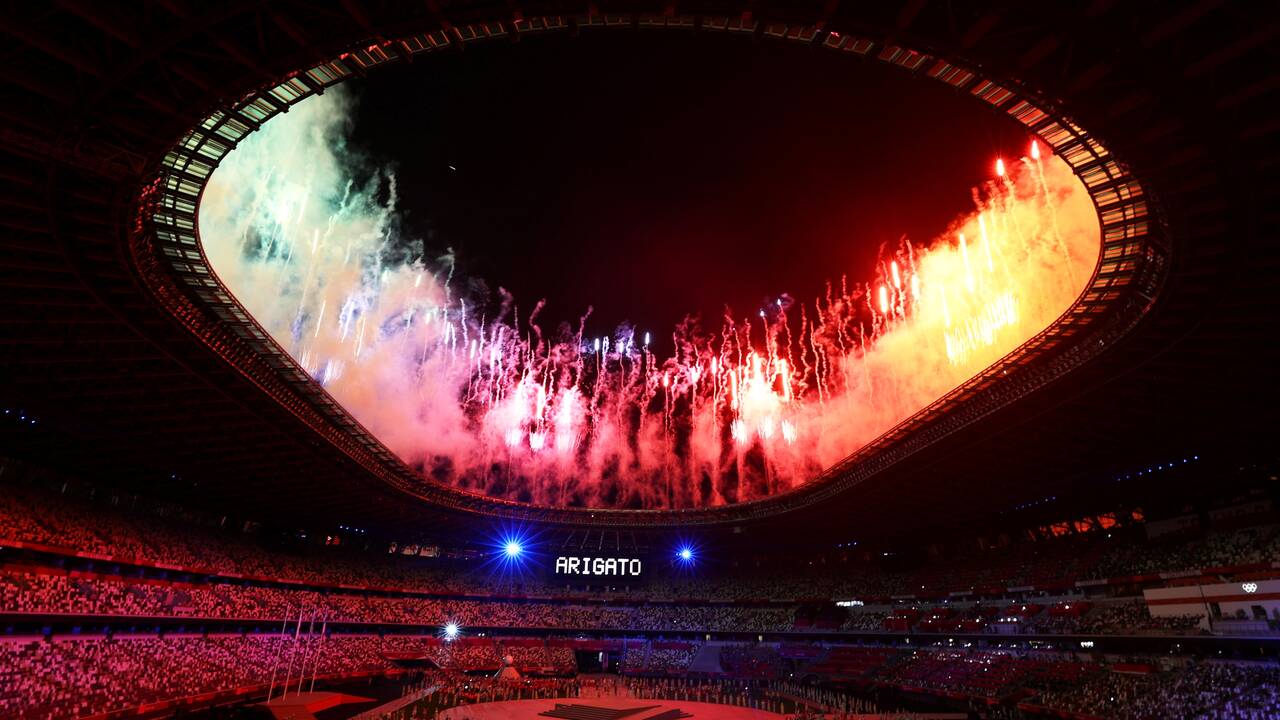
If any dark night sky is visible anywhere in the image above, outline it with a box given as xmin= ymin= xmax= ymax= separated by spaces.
xmin=347 ymin=32 xmax=1029 ymax=347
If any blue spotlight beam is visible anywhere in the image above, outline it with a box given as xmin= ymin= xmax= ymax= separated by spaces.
xmin=675 ymin=543 xmax=697 ymax=565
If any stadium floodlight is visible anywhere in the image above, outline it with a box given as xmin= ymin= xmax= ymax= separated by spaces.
xmin=486 ymin=527 xmax=536 ymax=574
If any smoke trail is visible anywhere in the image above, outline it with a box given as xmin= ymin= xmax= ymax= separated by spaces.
xmin=200 ymin=90 xmax=1099 ymax=510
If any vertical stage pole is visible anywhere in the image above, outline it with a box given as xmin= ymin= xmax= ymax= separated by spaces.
xmin=266 ymin=607 xmax=289 ymax=701
xmin=297 ymin=609 xmax=317 ymax=695
xmin=309 ymin=611 xmax=329 ymax=692
xmin=282 ymin=606 xmax=304 ymax=698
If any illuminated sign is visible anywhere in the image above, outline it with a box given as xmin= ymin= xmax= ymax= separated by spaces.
xmin=836 ymin=600 xmax=866 ymax=607
xmin=552 ymin=555 xmax=644 ymax=581
xmin=1242 ymin=582 xmax=1259 ymax=594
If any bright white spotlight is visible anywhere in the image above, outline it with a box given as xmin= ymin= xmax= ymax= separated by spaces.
xmin=444 ymin=622 xmax=459 ymax=640
xmin=504 ymin=541 xmax=523 ymax=558
xmin=677 ymin=547 xmax=694 ymax=563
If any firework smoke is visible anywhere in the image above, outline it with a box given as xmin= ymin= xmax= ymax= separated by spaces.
xmin=200 ymin=90 xmax=1099 ymax=510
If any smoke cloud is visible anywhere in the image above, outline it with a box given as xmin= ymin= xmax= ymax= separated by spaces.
xmin=200 ymin=89 xmax=1098 ymax=510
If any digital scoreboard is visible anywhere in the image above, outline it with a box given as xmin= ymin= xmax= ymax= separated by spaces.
xmin=550 ymin=554 xmax=647 ymax=583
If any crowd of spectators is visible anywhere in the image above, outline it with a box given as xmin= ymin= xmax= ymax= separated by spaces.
xmin=0 ymin=567 xmax=1225 ymax=641
xmin=1039 ymin=601 xmax=1205 ymax=636
xmin=1087 ymin=525 xmax=1280 ymax=580
xmin=499 ymin=643 xmax=576 ymax=674
xmin=0 ymin=635 xmax=593 ymax=720
xmin=0 ymin=634 xmax=421 ymax=720
xmin=814 ymin=646 xmax=1279 ymax=719
xmin=0 ymin=484 xmax=904 ymax=601
xmin=878 ymin=649 xmax=1035 ymax=699
xmin=623 ymin=642 xmax=700 ymax=675
xmin=5 ymin=482 xmax=1280 ymax=607
xmin=1005 ymin=600 xmax=1206 ymax=637
xmin=840 ymin=610 xmax=889 ymax=631
xmin=5 ymin=631 xmax=1280 ymax=720
xmin=645 ymin=645 xmax=699 ymax=674
xmin=6 ymin=570 xmax=1211 ymax=642
xmin=804 ymin=645 xmax=899 ymax=680
xmin=718 ymin=643 xmax=784 ymax=678
xmin=386 ymin=650 xmax=1280 ymax=720
xmin=0 ymin=567 xmax=794 ymax=632
xmin=428 ymin=640 xmax=499 ymax=670
xmin=0 ymin=485 xmax=486 ymax=593
xmin=6 ymin=480 xmax=1280 ymax=719
xmin=0 ymin=560 xmax=1234 ymax=642
xmin=800 ymin=647 xmax=1280 ymax=720
xmin=1029 ymin=661 xmax=1280 ymax=719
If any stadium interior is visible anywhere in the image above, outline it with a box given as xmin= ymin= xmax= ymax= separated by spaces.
xmin=1 ymin=2 xmax=1278 ymax=720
